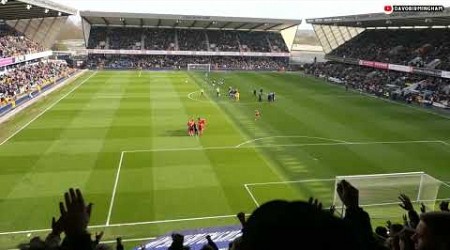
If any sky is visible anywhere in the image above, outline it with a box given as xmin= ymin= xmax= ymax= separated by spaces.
xmin=54 ymin=0 xmax=449 ymax=29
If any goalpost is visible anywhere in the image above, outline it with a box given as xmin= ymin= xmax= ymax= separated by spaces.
xmin=332 ymin=172 xmax=449 ymax=217
xmin=187 ymin=64 xmax=211 ymax=72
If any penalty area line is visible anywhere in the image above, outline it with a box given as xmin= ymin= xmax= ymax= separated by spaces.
xmin=106 ymin=151 xmax=125 ymax=226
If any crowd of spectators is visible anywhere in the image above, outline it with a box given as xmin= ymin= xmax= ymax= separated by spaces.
xmin=238 ymin=32 xmax=271 ymax=52
xmin=0 ymin=24 xmax=43 ymax=58
xmin=87 ymin=55 xmax=288 ymax=71
xmin=144 ymin=28 xmax=176 ymax=51
xmin=0 ymin=61 xmax=72 ymax=104
xmin=18 ymin=180 xmax=450 ymax=250
xmin=87 ymin=27 xmax=288 ymax=52
xmin=331 ymin=29 xmax=450 ymax=70
xmin=267 ymin=32 xmax=289 ymax=52
xmin=178 ymin=29 xmax=207 ymax=51
xmin=305 ymin=62 xmax=450 ymax=108
xmin=108 ymin=28 xmax=142 ymax=50
xmin=207 ymin=30 xmax=240 ymax=52
xmin=88 ymin=27 xmax=108 ymax=49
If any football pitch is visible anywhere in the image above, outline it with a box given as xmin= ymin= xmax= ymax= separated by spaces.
xmin=0 ymin=70 xmax=450 ymax=247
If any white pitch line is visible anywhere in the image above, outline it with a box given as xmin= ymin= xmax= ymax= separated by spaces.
xmin=0 ymin=213 xmax=249 ymax=236
xmin=244 ymin=184 xmax=260 ymax=207
xmin=123 ymin=140 xmax=445 ymax=154
xmin=106 ymin=151 xmax=125 ymax=226
xmin=245 ymin=178 xmax=336 ymax=187
xmin=0 ymin=71 xmax=97 ymax=147
xmin=235 ymin=135 xmax=348 ymax=148
xmin=107 ymin=214 xmax=240 ymax=228
xmin=187 ymin=91 xmax=211 ymax=103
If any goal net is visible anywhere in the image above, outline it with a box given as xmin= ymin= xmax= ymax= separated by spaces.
xmin=187 ymin=64 xmax=211 ymax=72
xmin=332 ymin=172 xmax=450 ymax=219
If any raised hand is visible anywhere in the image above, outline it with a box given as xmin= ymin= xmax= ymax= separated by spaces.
xmin=402 ymin=214 xmax=408 ymax=226
xmin=336 ymin=180 xmax=359 ymax=209
xmin=95 ymin=231 xmax=104 ymax=244
xmin=420 ymin=203 xmax=426 ymax=213
xmin=236 ymin=212 xmax=246 ymax=226
xmin=51 ymin=216 xmax=63 ymax=236
xmin=329 ymin=204 xmax=336 ymax=215
xmin=59 ymin=188 xmax=93 ymax=236
xmin=398 ymin=194 xmax=414 ymax=211
xmin=386 ymin=220 xmax=392 ymax=229
xmin=308 ymin=197 xmax=323 ymax=210
xmin=439 ymin=201 xmax=449 ymax=212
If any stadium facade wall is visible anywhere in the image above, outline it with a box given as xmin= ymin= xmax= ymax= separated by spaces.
xmin=0 ymin=51 xmax=52 ymax=68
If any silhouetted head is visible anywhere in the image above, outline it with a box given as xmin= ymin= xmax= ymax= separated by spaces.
xmin=241 ymin=200 xmax=359 ymax=250
xmin=412 ymin=212 xmax=450 ymax=250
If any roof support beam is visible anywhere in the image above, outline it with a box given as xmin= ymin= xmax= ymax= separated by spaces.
xmin=140 ymin=18 xmax=144 ymax=27
xmin=249 ymin=23 xmax=265 ymax=30
xmin=235 ymin=23 xmax=248 ymax=30
xmin=190 ymin=20 xmax=197 ymax=28
xmin=156 ymin=19 xmax=161 ymax=27
xmin=101 ymin=17 xmax=109 ymax=25
xmin=264 ymin=23 xmax=279 ymax=31
xmin=205 ymin=21 xmax=214 ymax=29
xmin=220 ymin=22 xmax=231 ymax=29
xmin=83 ymin=18 xmax=92 ymax=25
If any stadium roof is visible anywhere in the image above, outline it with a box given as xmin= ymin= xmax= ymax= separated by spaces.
xmin=80 ymin=11 xmax=302 ymax=31
xmin=0 ymin=0 xmax=75 ymax=20
xmin=306 ymin=7 xmax=450 ymax=27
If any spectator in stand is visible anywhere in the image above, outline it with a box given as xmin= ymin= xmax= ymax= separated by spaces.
xmin=87 ymin=55 xmax=288 ymax=71
xmin=178 ymin=30 xmax=207 ymax=51
xmin=240 ymin=179 xmax=376 ymax=250
xmin=0 ymin=24 xmax=43 ymax=58
xmin=238 ymin=32 xmax=271 ymax=52
xmin=412 ymin=212 xmax=450 ymax=250
xmin=330 ymin=29 xmax=450 ymax=70
xmin=168 ymin=233 xmax=190 ymax=250
xmin=0 ymin=61 xmax=72 ymax=104
xmin=207 ymin=31 xmax=240 ymax=52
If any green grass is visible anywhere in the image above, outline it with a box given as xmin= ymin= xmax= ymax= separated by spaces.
xmin=0 ymin=70 xmax=450 ymax=248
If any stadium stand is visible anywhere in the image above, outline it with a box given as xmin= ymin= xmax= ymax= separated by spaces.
xmin=207 ymin=30 xmax=240 ymax=51
xmin=0 ymin=24 xmax=43 ymax=58
xmin=306 ymin=9 xmax=450 ymax=110
xmin=87 ymin=55 xmax=289 ymax=70
xmin=0 ymin=0 xmax=76 ymax=110
xmin=0 ymin=61 xmax=72 ymax=101
xmin=80 ymin=11 xmax=299 ymax=70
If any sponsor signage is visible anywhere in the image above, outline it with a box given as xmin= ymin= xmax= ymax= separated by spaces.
xmin=0 ymin=57 xmax=14 ymax=67
xmin=441 ymin=71 xmax=450 ymax=79
xmin=25 ymin=51 xmax=52 ymax=61
xmin=388 ymin=64 xmax=413 ymax=73
xmin=358 ymin=60 xmax=388 ymax=70
xmin=412 ymin=67 xmax=441 ymax=77
xmin=135 ymin=225 xmax=242 ymax=250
